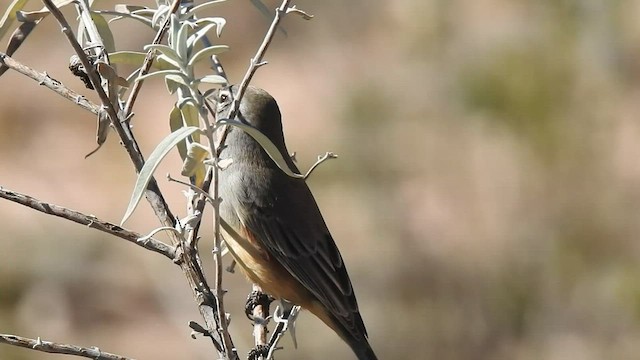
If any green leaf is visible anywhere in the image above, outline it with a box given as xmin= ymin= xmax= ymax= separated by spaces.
xmin=217 ymin=119 xmax=303 ymax=178
xmin=121 ymin=126 xmax=203 ymax=225
xmin=91 ymin=13 xmax=116 ymax=53
xmin=110 ymin=51 xmax=176 ymax=71
xmin=169 ymin=105 xmax=187 ymax=160
xmin=187 ymin=45 xmax=228 ymax=68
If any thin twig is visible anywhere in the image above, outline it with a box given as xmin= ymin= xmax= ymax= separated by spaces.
xmin=0 ymin=334 xmax=133 ymax=360
xmin=231 ymin=0 xmax=292 ymax=118
xmin=304 ymin=152 xmax=338 ymax=179
xmin=201 ymin=104 xmax=235 ymax=359
xmin=0 ymin=52 xmax=100 ymax=115
xmin=122 ymin=0 xmax=181 ymax=117
xmin=0 ymin=187 xmax=176 ymax=260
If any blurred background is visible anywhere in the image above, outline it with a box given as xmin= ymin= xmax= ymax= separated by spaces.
xmin=1 ymin=0 xmax=640 ymax=359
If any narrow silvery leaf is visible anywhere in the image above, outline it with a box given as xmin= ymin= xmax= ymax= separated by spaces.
xmin=194 ymin=17 xmax=226 ymax=37
xmin=121 ymin=126 xmax=203 ymax=224
xmin=196 ymin=74 xmax=227 ymax=85
xmin=175 ymin=21 xmax=190 ymax=60
xmin=135 ymin=69 xmax=186 ymax=82
xmin=184 ymin=1 xmax=227 ymax=19
xmin=187 ymin=45 xmax=229 ymax=68
xmin=143 ymin=44 xmax=182 ymax=66
xmin=186 ymin=23 xmax=218 ymax=49
xmin=217 ymin=118 xmax=303 ymax=178
xmin=110 ymin=51 xmax=177 ymax=70
xmin=101 ymin=10 xmax=153 ymax=28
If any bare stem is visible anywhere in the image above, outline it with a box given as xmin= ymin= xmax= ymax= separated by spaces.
xmin=0 ymin=186 xmax=176 ymax=259
xmin=304 ymin=152 xmax=338 ymax=179
xmin=123 ymin=0 xmax=181 ymax=117
xmin=0 ymin=333 xmax=132 ymax=359
xmin=201 ymin=104 xmax=235 ymax=358
xmin=231 ymin=0 xmax=292 ymax=117
xmin=0 ymin=52 xmax=100 ymax=115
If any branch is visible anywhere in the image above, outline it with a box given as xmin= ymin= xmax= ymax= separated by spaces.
xmin=0 ymin=186 xmax=176 ymax=260
xmin=0 ymin=52 xmax=100 ymax=115
xmin=304 ymin=152 xmax=338 ymax=179
xmin=0 ymin=333 xmax=134 ymax=360
xmin=38 ymin=2 xmax=238 ymax=356
xmin=122 ymin=0 xmax=181 ymax=117
xmin=232 ymin=0 xmax=311 ymax=117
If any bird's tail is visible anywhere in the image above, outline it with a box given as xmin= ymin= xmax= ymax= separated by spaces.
xmin=349 ymin=339 xmax=378 ymax=360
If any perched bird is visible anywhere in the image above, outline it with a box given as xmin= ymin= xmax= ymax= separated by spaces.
xmin=215 ymin=85 xmax=377 ymax=360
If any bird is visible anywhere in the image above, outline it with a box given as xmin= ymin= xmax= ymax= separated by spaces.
xmin=214 ymin=85 xmax=378 ymax=360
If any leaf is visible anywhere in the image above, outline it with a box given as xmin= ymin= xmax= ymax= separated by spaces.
xmin=0 ymin=20 xmax=36 ymax=78
xmin=164 ymin=75 xmax=181 ymax=94
xmin=0 ymin=0 xmax=31 ymax=41
xmin=169 ymin=105 xmax=188 ymax=160
xmin=157 ymin=53 xmax=182 ymax=71
xmin=184 ymin=0 xmax=227 ymax=19
xmin=85 ymin=109 xmax=111 ymax=158
xmin=187 ymin=45 xmax=229 ymax=68
xmin=121 ymin=126 xmax=203 ymax=224
xmin=144 ymin=44 xmax=183 ymax=67
xmin=96 ymin=62 xmax=128 ymax=88
xmin=110 ymin=51 xmax=177 ymax=70
xmin=195 ymin=16 xmax=226 ymax=37
xmin=16 ymin=9 xmax=48 ymax=22
xmin=114 ymin=4 xmax=148 ymax=13
xmin=175 ymin=20 xmax=190 ymax=61
xmin=100 ymin=10 xmax=153 ymax=28
xmin=195 ymin=74 xmax=227 ymax=85
xmin=217 ymin=118 xmax=303 ymax=178
xmin=135 ymin=69 xmax=186 ymax=82
xmin=186 ymin=23 xmax=219 ymax=49
xmin=91 ymin=13 xmax=116 ymax=53
xmin=181 ymin=142 xmax=210 ymax=177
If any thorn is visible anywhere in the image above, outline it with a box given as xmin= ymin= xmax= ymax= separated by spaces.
xmin=287 ymin=6 xmax=314 ymax=20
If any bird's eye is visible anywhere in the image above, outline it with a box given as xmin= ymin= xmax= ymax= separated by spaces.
xmin=219 ymin=92 xmax=229 ymax=102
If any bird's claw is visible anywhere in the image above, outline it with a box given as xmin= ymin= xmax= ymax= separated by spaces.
xmin=248 ymin=345 xmax=269 ymax=360
xmin=245 ymin=289 xmax=275 ymax=321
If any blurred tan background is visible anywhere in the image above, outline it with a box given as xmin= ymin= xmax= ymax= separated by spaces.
xmin=2 ymin=0 xmax=640 ymax=359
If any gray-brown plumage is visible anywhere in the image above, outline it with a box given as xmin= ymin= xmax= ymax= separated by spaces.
xmin=215 ymin=85 xmax=377 ymax=360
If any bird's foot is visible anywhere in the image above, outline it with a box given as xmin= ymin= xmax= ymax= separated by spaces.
xmin=247 ymin=345 xmax=269 ymax=360
xmin=245 ymin=289 xmax=275 ymax=321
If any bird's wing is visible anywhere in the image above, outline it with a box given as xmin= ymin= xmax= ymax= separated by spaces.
xmin=241 ymin=178 xmax=368 ymax=341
